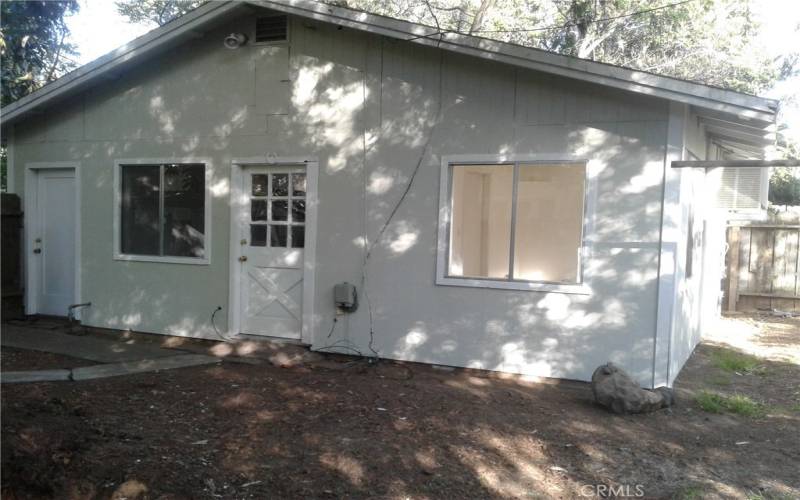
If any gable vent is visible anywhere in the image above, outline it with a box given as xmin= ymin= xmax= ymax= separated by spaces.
xmin=715 ymin=167 xmax=764 ymax=210
xmin=255 ymin=15 xmax=288 ymax=43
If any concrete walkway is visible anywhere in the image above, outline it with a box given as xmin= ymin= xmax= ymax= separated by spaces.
xmin=2 ymin=325 xmax=180 ymax=363
xmin=1 ymin=325 xmax=221 ymax=383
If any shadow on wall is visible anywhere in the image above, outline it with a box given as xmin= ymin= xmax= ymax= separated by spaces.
xmin=29 ymin=16 xmax=673 ymax=384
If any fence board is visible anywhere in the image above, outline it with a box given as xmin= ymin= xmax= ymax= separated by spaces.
xmin=725 ymin=224 xmax=800 ymax=312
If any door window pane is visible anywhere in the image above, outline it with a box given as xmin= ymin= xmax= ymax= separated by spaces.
xmin=272 ymin=174 xmax=288 ymax=196
xmin=292 ymin=173 xmax=306 ymax=196
xmin=251 ymin=225 xmax=267 ymax=246
xmin=270 ymin=225 xmax=287 ymax=247
xmin=448 ymin=165 xmax=513 ymax=278
xmin=251 ymin=200 xmax=267 ymax=221
xmin=271 ymin=200 xmax=288 ymax=221
xmin=252 ymin=174 xmax=268 ymax=196
xmin=513 ymin=164 xmax=584 ymax=283
xmin=291 ymin=226 xmax=305 ymax=248
xmin=163 ymin=164 xmax=205 ymax=258
xmin=291 ymin=200 xmax=305 ymax=222
xmin=120 ymin=165 xmax=160 ymax=255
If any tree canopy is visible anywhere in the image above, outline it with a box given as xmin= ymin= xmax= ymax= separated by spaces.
xmin=769 ymin=167 xmax=800 ymax=206
xmin=0 ymin=0 xmax=79 ymax=107
xmin=114 ymin=0 xmax=203 ymax=27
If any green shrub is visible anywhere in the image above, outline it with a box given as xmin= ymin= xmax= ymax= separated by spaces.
xmin=710 ymin=350 xmax=765 ymax=375
xmin=695 ymin=391 xmax=766 ymax=417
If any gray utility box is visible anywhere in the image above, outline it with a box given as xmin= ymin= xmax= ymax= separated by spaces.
xmin=334 ymin=282 xmax=357 ymax=312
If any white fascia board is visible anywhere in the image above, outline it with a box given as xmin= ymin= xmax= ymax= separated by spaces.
xmin=252 ymin=0 xmax=777 ymax=122
xmin=0 ymin=1 xmax=243 ymax=126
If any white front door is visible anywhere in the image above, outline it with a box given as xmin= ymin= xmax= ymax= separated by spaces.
xmin=239 ymin=166 xmax=307 ymax=338
xmin=34 ymin=169 xmax=77 ymax=316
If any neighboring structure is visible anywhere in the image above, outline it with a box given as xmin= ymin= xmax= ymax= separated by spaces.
xmin=0 ymin=0 xmax=778 ymax=388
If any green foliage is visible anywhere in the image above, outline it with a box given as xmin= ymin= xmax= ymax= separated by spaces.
xmin=672 ymin=485 xmax=706 ymax=500
xmin=769 ymin=167 xmax=800 ymax=207
xmin=695 ymin=391 xmax=766 ymax=417
xmin=0 ymin=0 xmax=79 ymax=106
xmin=710 ymin=349 xmax=765 ymax=375
xmin=114 ymin=0 xmax=204 ymax=27
xmin=1 ymin=146 xmax=6 ymax=192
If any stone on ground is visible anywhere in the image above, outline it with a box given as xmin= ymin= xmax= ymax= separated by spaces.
xmin=591 ymin=362 xmax=672 ymax=414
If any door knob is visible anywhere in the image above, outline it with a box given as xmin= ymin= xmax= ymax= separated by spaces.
xmin=238 ymin=256 xmax=248 ymax=262
xmin=33 ymin=248 xmax=42 ymax=254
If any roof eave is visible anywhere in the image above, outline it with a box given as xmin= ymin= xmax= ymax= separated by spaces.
xmin=1 ymin=0 xmax=779 ymax=128
xmin=1 ymin=1 xmax=244 ymax=127
xmin=251 ymin=0 xmax=777 ymax=123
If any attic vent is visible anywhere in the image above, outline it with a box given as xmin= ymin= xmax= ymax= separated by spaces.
xmin=255 ymin=15 xmax=288 ymax=43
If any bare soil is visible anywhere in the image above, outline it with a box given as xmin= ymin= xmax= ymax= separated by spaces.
xmin=2 ymin=315 xmax=798 ymax=499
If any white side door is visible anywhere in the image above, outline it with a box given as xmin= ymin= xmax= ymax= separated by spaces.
xmin=239 ymin=166 xmax=307 ymax=338
xmin=34 ymin=169 xmax=77 ymax=316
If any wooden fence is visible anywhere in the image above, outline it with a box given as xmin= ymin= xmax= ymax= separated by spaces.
xmin=725 ymin=224 xmax=800 ymax=312
xmin=1 ymin=193 xmax=24 ymax=319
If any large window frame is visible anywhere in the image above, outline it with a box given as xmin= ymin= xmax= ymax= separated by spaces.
xmin=113 ymin=158 xmax=212 ymax=265
xmin=436 ymin=154 xmax=594 ymax=294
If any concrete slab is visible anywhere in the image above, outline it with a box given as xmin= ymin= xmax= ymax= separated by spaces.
xmin=1 ymin=369 xmax=71 ymax=383
xmin=71 ymin=354 xmax=220 ymax=381
xmin=1 ymin=325 xmax=181 ymax=363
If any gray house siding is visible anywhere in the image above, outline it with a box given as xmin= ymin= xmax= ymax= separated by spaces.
xmin=11 ymin=13 xmax=671 ymax=385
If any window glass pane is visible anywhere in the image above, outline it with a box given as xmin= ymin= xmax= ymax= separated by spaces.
xmin=448 ymin=165 xmax=513 ymax=278
xmin=251 ymin=225 xmax=267 ymax=246
xmin=513 ymin=163 xmax=585 ymax=283
xmin=291 ymin=200 xmax=305 ymax=222
xmin=251 ymin=200 xmax=267 ymax=221
xmin=120 ymin=165 xmax=160 ymax=255
xmin=292 ymin=173 xmax=306 ymax=196
xmin=270 ymin=225 xmax=287 ymax=247
xmin=163 ymin=164 xmax=206 ymax=258
xmin=291 ymin=225 xmax=305 ymax=248
xmin=272 ymin=174 xmax=288 ymax=196
xmin=271 ymin=200 xmax=288 ymax=221
xmin=252 ymin=174 xmax=268 ymax=196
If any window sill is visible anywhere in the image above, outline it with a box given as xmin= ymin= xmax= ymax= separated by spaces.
xmin=114 ymin=254 xmax=209 ymax=266
xmin=436 ymin=276 xmax=592 ymax=295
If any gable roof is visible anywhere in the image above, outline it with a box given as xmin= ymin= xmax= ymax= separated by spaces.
xmin=1 ymin=0 xmax=778 ymax=149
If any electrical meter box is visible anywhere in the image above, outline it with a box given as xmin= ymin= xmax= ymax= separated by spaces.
xmin=334 ymin=282 xmax=358 ymax=312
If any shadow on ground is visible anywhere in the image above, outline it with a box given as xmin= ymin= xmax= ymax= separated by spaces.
xmin=2 ymin=316 xmax=799 ymax=499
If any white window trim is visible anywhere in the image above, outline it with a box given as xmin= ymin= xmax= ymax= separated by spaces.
xmin=436 ymin=154 xmax=595 ymax=295
xmin=113 ymin=157 xmax=212 ymax=265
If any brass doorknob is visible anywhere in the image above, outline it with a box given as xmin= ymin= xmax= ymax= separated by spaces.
xmin=238 ymin=256 xmax=248 ymax=262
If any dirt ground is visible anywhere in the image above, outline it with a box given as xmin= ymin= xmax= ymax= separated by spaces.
xmin=2 ymin=314 xmax=798 ymax=499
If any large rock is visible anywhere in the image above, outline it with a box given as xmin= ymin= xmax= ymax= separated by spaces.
xmin=591 ymin=362 xmax=673 ymax=414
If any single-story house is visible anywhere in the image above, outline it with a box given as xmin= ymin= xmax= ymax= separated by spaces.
xmin=1 ymin=0 xmax=780 ymax=388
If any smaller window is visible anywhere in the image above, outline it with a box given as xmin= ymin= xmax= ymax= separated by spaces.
xmin=255 ymin=15 xmax=288 ymax=43
xmin=118 ymin=162 xmax=207 ymax=262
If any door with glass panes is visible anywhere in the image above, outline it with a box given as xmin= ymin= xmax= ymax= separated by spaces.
xmin=239 ymin=166 xmax=306 ymax=338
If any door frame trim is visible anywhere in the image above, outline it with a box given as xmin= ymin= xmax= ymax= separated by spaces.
xmin=24 ymin=161 xmax=82 ymax=318
xmin=228 ymin=156 xmax=318 ymax=344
